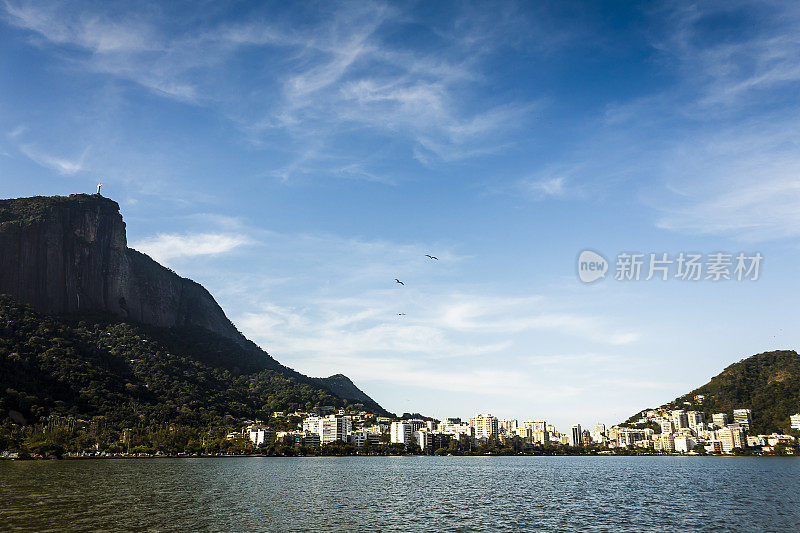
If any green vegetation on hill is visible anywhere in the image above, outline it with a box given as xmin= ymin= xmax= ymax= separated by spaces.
xmin=0 ymin=194 xmax=111 ymax=226
xmin=0 ymin=295 xmax=388 ymax=433
xmin=627 ymin=350 xmax=800 ymax=434
xmin=313 ymin=374 xmax=375 ymax=405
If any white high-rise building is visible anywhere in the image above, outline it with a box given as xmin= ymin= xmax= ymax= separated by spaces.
xmin=414 ymin=430 xmax=434 ymax=450
xmin=521 ymin=420 xmax=549 ymax=444
xmin=438 ymin=420 xmax=474 ymax=440
xmin=671 ymin=410 xmax=689 ymax=430
xmin=303 ymin=415 xmax=352 ymax=444
xmin=673 ymin=435 xmax=696 ymax=453
xmin=719 ymin=426 xmax=745 ymax=452
xmin=497 ymin=419 xmax=518 ymax=436
xmin=687 ymin=411 xmax=705 ymax=426
xmin=570 ymin=424 xmax=583 ymax=446
xmin=659 ymin=418 xmax=675 ymax=435
xmin=390 ymin=422 xmax=412 ymax=444
xmin=733 ymin=409 xmax=752 ymax=431
xmin=247 ymin=426 xmax=275 ymax=446
xmin=407 ymin=419 xmax=426 ymax=433
xmin=659 ymin=433 xmax=675 ymax=452
xmin=791 ymin=414 xmax=800 ymax=430
xmin=712 ymin=413 xmax=728 ymax=428
xmin=591 ymin=423 xmax=606 ymax=445
xmin=302 ymin=417 xmax=321 ymax=435
xmin=319 ymin=415 xmax=352 ymax=444
xmin=470 ymin=414 xmax=499 ymax=440
xmin=687 ymin=411 xmax=706 ymax=433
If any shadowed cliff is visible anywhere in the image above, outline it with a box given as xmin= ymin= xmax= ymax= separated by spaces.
xmin=0 ymin=194 xmax=390 ymax=421
xmin=0 ymin=194 xmax=243 ymax=342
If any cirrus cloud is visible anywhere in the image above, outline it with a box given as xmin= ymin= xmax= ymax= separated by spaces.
xmin=131 ymin=232 xmax=254 ymax=264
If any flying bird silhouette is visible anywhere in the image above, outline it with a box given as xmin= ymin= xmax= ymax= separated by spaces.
xmin=425 ymin=254 xmax=438 ymax=260
xmin=397 ymin=313 xmax=406 ymax=316
xmin=395 ymin=279 xmax=404 ymax=285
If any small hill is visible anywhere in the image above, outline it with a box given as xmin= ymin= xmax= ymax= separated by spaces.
xmin=314 ymin=374 xmax=377 ymax=405
xmin=626 ymin=350 xmax=800 ymax=434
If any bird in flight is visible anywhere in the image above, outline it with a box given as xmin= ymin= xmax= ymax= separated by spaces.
xmin=425 ymin=254 xmax=438 ymax=260
xmin=397 ymin=313 xmax=406 ymax=316
xmin=395 ymin=279 xmax=405 ymax=285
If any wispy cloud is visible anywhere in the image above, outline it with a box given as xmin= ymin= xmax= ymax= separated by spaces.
xmin=2 ymin=0 xmax=554 ymax=182
xmin=577 ymin=1 xmax=800 ymax=241
xmin=649 ymin=1 xmax=800 ymax=112
xmin=523 ymin=176 xmax=567 ymax=199
xmin=18 ymin=144 xmax=89 ymax=175
xmin=650 ymin=116 xmax=800 ymax=240
xmin=131 ymin=232 xmax=254 ymax=264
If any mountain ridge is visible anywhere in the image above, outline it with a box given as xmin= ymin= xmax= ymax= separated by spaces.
xmin=0 ymin=193 xmax=389 ymax=424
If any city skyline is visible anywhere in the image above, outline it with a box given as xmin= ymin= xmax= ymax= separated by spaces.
xmin=2 ymin=1 xmax=800 ymax=428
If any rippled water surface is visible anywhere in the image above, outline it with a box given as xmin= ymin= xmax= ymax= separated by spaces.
xmin=2 ymin=456 xmax=799 ymax=531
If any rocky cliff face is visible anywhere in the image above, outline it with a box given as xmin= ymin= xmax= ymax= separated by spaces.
xmin=0 ymin=194 xmax=244 ymax=343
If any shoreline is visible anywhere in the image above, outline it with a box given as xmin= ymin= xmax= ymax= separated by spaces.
xmin=2 ymin=452 xmax=796 ymax=461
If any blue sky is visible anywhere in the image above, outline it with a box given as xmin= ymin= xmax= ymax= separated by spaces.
xmin=2 ymin=1 xmax=800 ymax=430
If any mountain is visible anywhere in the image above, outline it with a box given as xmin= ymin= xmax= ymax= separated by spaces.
xmin=0 ymin=194 xmax=390 ymax=428
xmin=626 ymin=350 xmax=800 ymax=434
xmin=314 ymin=374 xmax=378 ymax=406
xmin=0 ymin=194 xmax=242 ymax=341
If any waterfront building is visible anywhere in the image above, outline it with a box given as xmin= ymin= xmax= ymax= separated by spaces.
xmin=687 ymin=411 xmax=705 ymax=429
xmin=712 ymin=413 xmax=728 ymax=428
xmin=321 ymin=416 xmax=352 ymax=444
xmin=351 ymin=430 xmax=381 ymax=447
xmin=719 ymin=426 xmax=745 ymax=452
xmin=497 ymin=419 xmax=518 ymax=436
xmin=671 ymin=410 xmax=688 ymax=430
xmin=616 ymin=427 xmax=650 ymax=447
xmin=521 ymin=420 xmax=549 ymax=445
xmin=390 ymin=422 xmax=413 ymax=444
xmin=791 ymin=414 xmax=800 ymax=430
xmin=673 ymin=435 xmax=696 ymax=453
xmin=570 ymin=424 xmax=582 ymax=446
xmin=438 ymin=420 xmax=474 ymax=440
xmin=470 ymin=414 xmax=499 ymax=440
xmin=302 ymin=417 xmax=320 ymax=435
xmin=294 ymin=432 xmax=321 ymax=447
xmin=407 ymin=419 xmax=426 ymax=433
xmin=659 ymin=433 xmax=675 ymax=452
xmin=303 ymin=415 xmax=352 ymax=444
xmin=659 ymin=418 xmax=675 ymax=435
xmin=764 ymin=434 xmax=795 ymax=447
xmin=247 ymin=425 xmax=275 ymax=446
xmin=733 ymin=409 xmax=753 ymax=432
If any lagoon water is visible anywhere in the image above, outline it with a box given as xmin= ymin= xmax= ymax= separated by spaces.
xmin=2 ymin=456 xmax=799 ymax=531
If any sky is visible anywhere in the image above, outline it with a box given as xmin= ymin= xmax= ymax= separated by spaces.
xmin=1 ymin=0 xmax=799 ymax=430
